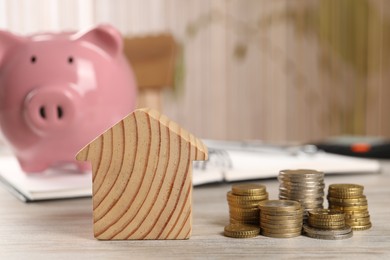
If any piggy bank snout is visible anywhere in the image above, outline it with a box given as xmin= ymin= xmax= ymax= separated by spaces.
xmin=24 ymin=86 xmax=78 ymax=136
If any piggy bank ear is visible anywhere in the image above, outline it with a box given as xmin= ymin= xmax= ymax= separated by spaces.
xmin=75 ymin=25 xmax=123 ymax=58
xmin=0 ymin=30 xmax=24 ymax=65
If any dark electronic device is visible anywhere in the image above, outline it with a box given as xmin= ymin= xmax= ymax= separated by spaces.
xmin=314 ymin=136 xmax=390 ymax=159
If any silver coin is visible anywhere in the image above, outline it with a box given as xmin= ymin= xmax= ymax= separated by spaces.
xmin=302 ymin=224 xmax=352 ymax=236
xmin=279 ymin=169 xmax=324 ymax=176
xmin=279 ymin=185 xmax=325 ymax=192
xmin=278 ymin=176 xmax=325 ymax=182
xmin=279 ymin=192 xmax=325 ymax=199
xmin=304 ymin=230 xmax=353 ymax=240
xmin=280 ymin=176 xmax=325 ymax=181
xmin=279 ymin=179 xmax=324 ymax=184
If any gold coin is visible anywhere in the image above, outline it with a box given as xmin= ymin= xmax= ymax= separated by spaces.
xmin=260 ymin=222 xmax=302 ymax=230
xmin=308 ymin=216 xmax=345 ymax=223
xmin=327 ymin=195 xmax=367 ymax=203
xmin=329 ymin=184 xmax=364 ymax=192
xmin=224 ymin=223 xmax=260 ymax=238
xmin=260 ymin=226 xmax=302 ymax=234
xmin=229 ymin=215 xmax=259 ymax=221
xmin=260 ymin=217 xmax=302 ymax=224
xmin=328 ymin=194 xmax=363 ymax=199
xmin=260 ymin=218 xmax=303 ymax=225
xmin=261 ymin=230 xmax=301 ymax=238
xmin=232 ymin=183 xmax=267 ymax=196
xmin=308 ymin=209 xmax=344 ymax=218
xmin=230 ymin=218 xmax=258 ymax=225
xmin=327 ymin=190 xmax=364 ymax=198
xmin=345 ymin=216 xmax=371 ymax=222
xmin=229 ymin=207 xmax=260 ymax=215
xmin=308 ymin=217 xmax=345 ymax=224
xmin=308 ymin=219 xmax=345 ymax=225
xmin=308 ymin=218 xmax=345 ymax=224
xmin=346 ymin=221 xmax=372 ymax=227
xmin=227 ymin=191 xmax=269 ymax=202
xmin=328 ymin=200 xmax=368 ymax=207
xmin=329 ymin=204 xmax=368 ymax=209
xmin=229 ymin=212 xmax=259 ymax=219
xmin=228 ymin=201 xmax=263 ymax=209
xmin=260 ymin=214 xmax=302 ymax=221
xmin=343 ymin=209 xmax=370 ymax=215
xmin=350 ymin=223 xmax=372 ymax=231
xmin=309 ymin=224 xmax=346 ymax=230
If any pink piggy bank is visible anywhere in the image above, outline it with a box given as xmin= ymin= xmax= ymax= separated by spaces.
xmin=0 ymin=25 xmax=137 ymax=173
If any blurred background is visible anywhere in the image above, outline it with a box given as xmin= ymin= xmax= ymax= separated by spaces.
xmin=1 ymin=0 xmax=389 ymax=143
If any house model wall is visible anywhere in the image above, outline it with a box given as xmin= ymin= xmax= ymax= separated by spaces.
xmin=76 ymin=108 xmax=208 ymax=240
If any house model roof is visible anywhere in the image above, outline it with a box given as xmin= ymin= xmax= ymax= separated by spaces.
xmin=76 ymin=108 xmax=208 ymax=240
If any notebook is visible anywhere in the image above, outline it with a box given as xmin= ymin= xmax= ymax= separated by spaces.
xmin=0 ymin=140 xmax=381 ymax=202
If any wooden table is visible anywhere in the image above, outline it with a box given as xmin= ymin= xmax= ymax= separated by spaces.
xmin=1 ymin=163 xmax=389 ymax=259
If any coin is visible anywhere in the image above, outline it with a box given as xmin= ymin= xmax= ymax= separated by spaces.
xmin=227 ymin=191 xmax=269 ymax=202
xmin=229 ymin=206 xmax=259 ymax=213
xmin=279 ymin=188 xmax=325 ymax=195
xmin=279 ymin=181 xmax=324 ymax=187
xmin=260 ymin=214 xmax=303 ymax=221
xmin=327 ymin=195 xmax=367 ymax=203
xmin=304 ymin=230 xmax=353 ymax=240
xmin=260 ymin=208 xmax=304 ymax=216
xmin=302 ymin=224 xmax=352 ymax=236
xmin=278 ymin=170 xmax=325 ymax=213
xmin=329 ymin=184 xmax=364 ymax=192
xmin=260 ymin=217 xmax=303 ymax=224
xmin=350 ymin=223 xmax=372 ymax=231
xmin=329 ymin=205 xmax=368 ymax=211
xmin=232 ymin=183 xmax=267 ymax=196
xmin=259 ymin=200 xmax=302 ymax=211
xmin=261 ymin=230 xmax=301 ymax=238
xmin=344 ymin=210 xmax=370 ymax=217
xmin=228 ymin=201 xmax=263 ymax=208
xmin=345 ymin=216 xmax=371 ymax=222
xmin=260 ymin=226 xmax=302 ymax=234
xmin=308 ymin=223 xmax=346 ymax=230
xmin=308 ymin=209 xmax=344 ymax=217
xmin=279 ymin=169 xmax=324 ymax=177
xmin=327 ymin=200 xmax=368 ymax=207
xmin=260 ymin=221 xmax=302 ymax=228
xmin=230 ymin=218 xmax=258 ymax=225
xmin=224 ymin=223 xmax=260 ymax=238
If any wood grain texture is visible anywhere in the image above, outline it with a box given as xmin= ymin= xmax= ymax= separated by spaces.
xmin=76 ymin=108 xmax=208 ymax=240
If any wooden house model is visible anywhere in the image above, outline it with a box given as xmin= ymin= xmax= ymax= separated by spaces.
xmin=76 ymin=108 xmax=208 ymax=240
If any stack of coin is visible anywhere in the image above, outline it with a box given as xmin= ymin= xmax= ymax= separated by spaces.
xmin=227 ymin=184 xmax=268 ymax=225
xmin=304 ymin=209 xmax=353 ymax=240
xmin=258 ymin=200 xmax=303 ymax=238
xmin=327 ymin=184 xmax=372 ymax=231
xmin=224 ymin=223 xmax=260 ymax=238
xmin=278 ymin=169 xmax=325 ymax=212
